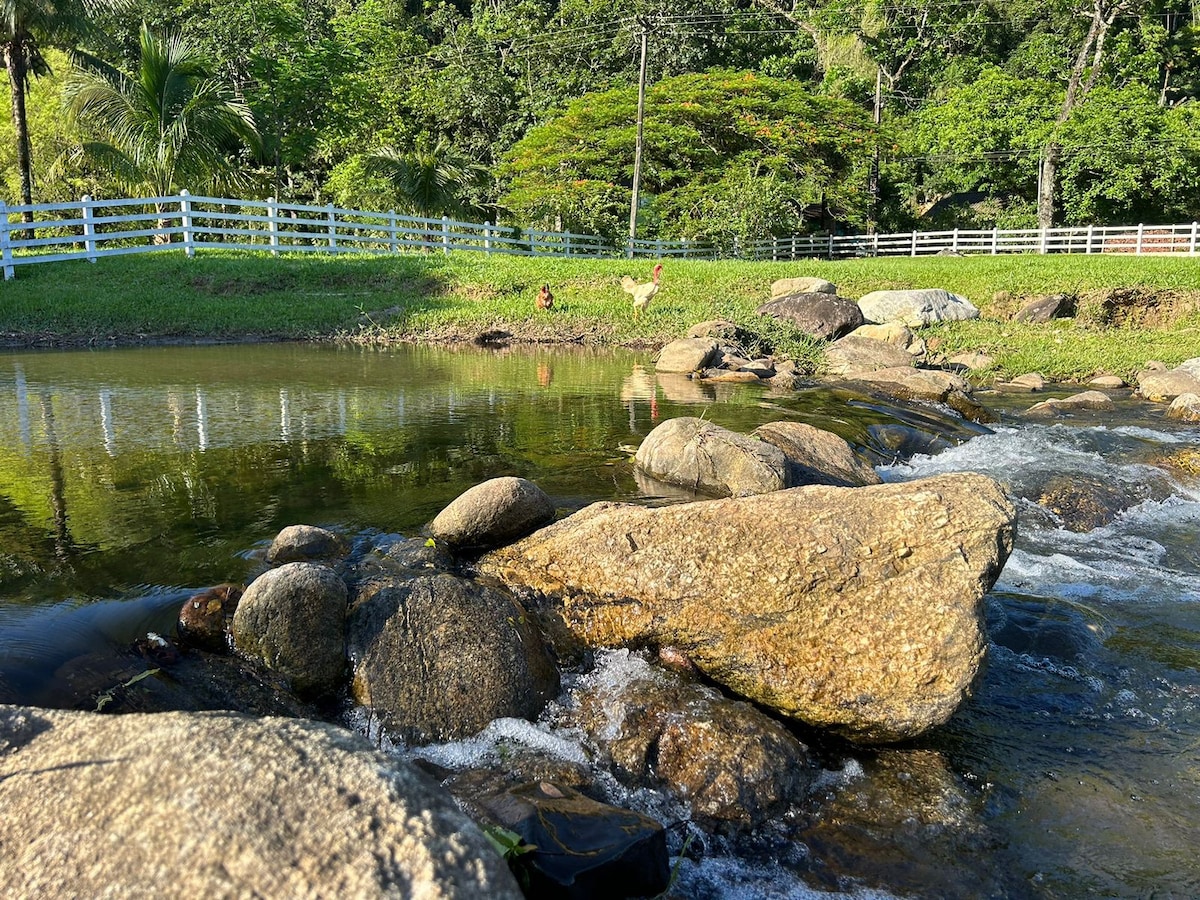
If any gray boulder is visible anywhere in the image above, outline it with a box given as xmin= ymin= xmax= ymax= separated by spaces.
xmin=1014 ymin=293 xmax=1076 ymax=323
xmin=347 ymin=573 xmax=560 ymax=744
xmin=429 ymin=476 xmax=555 ymax=551
xmin=1137 ymin=359 xmax=1200 ymax=401
xmin=634 ymin=417 xmax=789 ymax=498
xmin=231 ymin=562 xmax=348 ymax=699
xmin=770 ymin=276 xmax=837 ymax=297
xmin=857 ymin=289 xmax=980 ymax=326
xmin=823 ymin=335 xmax=916 ymax=377
xmin=655 ymin=337 xmax=721 ymax=373
xmin=0 ymin=706 xmax=523 ymax=899
xmin=266 ymin=524 xmax=348 ymax=564
xmin=1167 ymin=392 xmax=1200 ymax=422
xmin=753 ymin=421 xmax=881 ymax=487
xmin=756 ymin=292 xmax=864 ymax=341
xmin=479 ymin=474 xmax=1016 ymax=743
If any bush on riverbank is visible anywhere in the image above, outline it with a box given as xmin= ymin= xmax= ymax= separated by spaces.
xmin=2 ymin=250 xmax=1197 ymax=382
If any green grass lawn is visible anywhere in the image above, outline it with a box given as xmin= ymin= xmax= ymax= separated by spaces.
xmin=3 ymin=249 xmax=1197 ymax=381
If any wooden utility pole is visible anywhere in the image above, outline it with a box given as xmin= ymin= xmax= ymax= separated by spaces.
xmin=628 ymin=21 xmax=649 ymax=259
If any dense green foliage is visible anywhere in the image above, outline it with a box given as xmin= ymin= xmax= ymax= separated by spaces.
xmin=3 ymin=0 xmax=1200 ymax=238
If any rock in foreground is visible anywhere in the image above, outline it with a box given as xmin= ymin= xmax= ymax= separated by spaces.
xmin=0 ymin=706 xmax=523 ymax=898
xmin=480 ymin=474 xmax=1016 ymax=742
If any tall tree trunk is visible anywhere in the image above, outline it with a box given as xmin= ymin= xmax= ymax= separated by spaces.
xmin=5 ymin=43 xmax=35 ymax=227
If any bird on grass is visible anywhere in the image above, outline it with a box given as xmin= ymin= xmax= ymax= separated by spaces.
xmin=621 ymin=264 xmax=662 ymax=320
xmin=536 ymin=284 xmax=554 ymax=310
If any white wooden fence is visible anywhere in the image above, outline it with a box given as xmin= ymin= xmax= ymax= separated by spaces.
xmin=1 ymin=192 xmax=1198 ymax=279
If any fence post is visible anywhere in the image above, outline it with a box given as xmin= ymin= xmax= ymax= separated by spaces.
xmin=179 ymin=190 xmax=195 ymax=257
xmin=952 ymin=228 xmax=959 ymax=253
xmin=991 ymin=228 xmax=998 ymax=255
xmin=326 ymin=204 xmax=338 ymax=251
xmin=483 ymin=221 xmax=492 ymax=254
xmin=1086 ymin=224 xmax=1095 ymax=255
xmin=441 ymin=216 xmax=450 ymax=255
xmin=386 ymin=210 xmax=397 ymax=253
xmin=1039 ymin=226 xmax=1048 ymax=254
xmin=81 ymin=194 xmax=97 ymax=263
xmin=910 ymin=231 xmax=917 ymax=257
xmin=1136 ymin=223 xmax=1144 ymax=255
xmin=733 ymin=235 xmax=741 ymax=259
xmin=827 ymin=232 xmax=834 ymax=259
xmin=1191 ymin=222 xmax=1198 ymax=255
xmin=565 ymin=233 xmax=571 ymax=257
xmin=267 ymin=197 xmax=280 ymax=256
xmin=0 ymin=200 xmax=12 ymax=280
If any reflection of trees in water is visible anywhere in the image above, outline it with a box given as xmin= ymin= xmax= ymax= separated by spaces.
xmin=39 ymin=394 xmax=73 ymax=560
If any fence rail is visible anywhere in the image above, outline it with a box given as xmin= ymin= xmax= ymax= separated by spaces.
xmin=1 ymin=192 xmax=1197 ymax=279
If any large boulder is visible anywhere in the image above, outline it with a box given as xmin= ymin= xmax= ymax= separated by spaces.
xmin=634 ymin=417 xmax=789 ymax=498
xmin=231 ymin=562 xmax=348 ymax=700
xmin=561 ymin=650 xmax=814 ymax=826
xmin=857 ymin=289 xmax=980 ymax=326
xmin=347 ymin=573 xmax=560 ymax=744
xmin=756 ymin=292 xmax=864 ymax=341
xmin=1137 ymin=359 xmax=1200 ymax=401
xmin=654 ymin=337 xmax=720 ymax=373
xmin=823 ymin=335 xmax=916 ymax=377
xmin=753 ymin=421 xmax=881 ymax=487
xmin=430 ymin=476 xmax=556 ymax=551
xmin=0 ymin=706 xmax=523 ymax=898
xmin=479 ymin=474 xmax=1017 ymax=743
xmin=770 ymin=276 xmax=837 ymax=297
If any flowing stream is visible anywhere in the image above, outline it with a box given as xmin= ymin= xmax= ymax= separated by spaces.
xmin=1 ymin=343 xmax=1198 ymax=898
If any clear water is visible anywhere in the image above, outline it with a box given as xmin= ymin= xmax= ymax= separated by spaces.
xmin=2 ymin=344 xmax=1199 ymax=897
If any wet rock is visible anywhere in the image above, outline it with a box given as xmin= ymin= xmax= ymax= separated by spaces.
xmin=1088 ymin=375 xmax=1127 ymax=389
xmin=1027 ymin=390 xmax=1114 ymax=415
xmin=266 ymin=524 xmax=348 ymax=564
xmin=857 ymin=288 xmax=980 ymax=326
xmin=346 ymin=573 xmax=559 ymax=744
xmin=479 ymin=474 xmax=1017 ymax=742
xmin=823 ymin=335 xmax=915 ymax=376
xmin=849 ymin=367 xmax=992 ymax=422
xmin=654 ymin=337 xmax=720 ymax=373
xmin=997 ymin=372 xmax=1047 ymax=392
xmin=741 ymin=358 xmax=776 ymax=378
xmin=561 ymin=650 xmax=814 ymax=826
xmin=0 ymin=706 xmax=523 ymax=899
xmin=770 ymin=276 xmax=836 ymax=297
xmin=700 ymin=369 xmax=762 ymax=384
xmin=477 ymin=781 xmax=670 ymax=900
xmin=231 ymin=562 xmax=348 ymax=700
xmin=756 ymin=292 xmax=864 ymax=341
xmin=1167 ymin=392 xmax=1200 ymax=422
xmin=430 ymin=476 xmax=555 ymax=552
xmin=1037 ymin=474 xmax=1137 ymax=531
xmin=1014 ymin=293 xmax=1076 ymax=323
xmin=1155 ymin=447 xmax=1200 ymax=478
xmin=633 ymin=417 xmax=789 ymax=498
xmin=1138 ymin=359 xmax=1200 ymax=401
xmin=177 ymin=583 xmax=243 ymax=652
xmin=753 ymin=421 xmax=881 ymax=487
xmin=868 ymin=423 xmax=955 ymax=460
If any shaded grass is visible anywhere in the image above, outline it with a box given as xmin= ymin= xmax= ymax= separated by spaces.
xmin=2 ymin=249 xmax=1197 ymax=381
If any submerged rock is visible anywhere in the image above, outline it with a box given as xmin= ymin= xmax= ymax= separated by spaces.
xmin=430 ymin=476 xmax=556 ymax=552
xmin=1037 ymin=474 xmax=1139 ymax=532
xmin=346 ymin=573 xmax=559 ymax=744
xmin=480 ymin=474 xmax=1016 ymax=742
xmin=1027 ymin=390 xmax=1114 ymax=415
xmin=266 ymin=524 xmax=348 ymax=564
xmin=0 ymin=706 xmax=524 ymax=898
xmin=634 ymin=417 xmax=789 ymax=498
xmin=231 ymin=562 xmax=348 ymax=700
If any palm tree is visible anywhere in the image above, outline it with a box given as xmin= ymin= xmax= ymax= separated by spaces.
xmin=60 ymin=23 xmax=260 ymax=200
xmin=362 ymin=136 xmax=488 ymax=220
xmin=1 ymin=0 xmax=112 ymax=222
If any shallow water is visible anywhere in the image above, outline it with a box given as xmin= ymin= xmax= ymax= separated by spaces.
xmin=1 ymin=343 xmax=1199 ymax=897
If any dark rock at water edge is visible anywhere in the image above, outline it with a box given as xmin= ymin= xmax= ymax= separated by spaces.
xmin=347 ymin=572 xmax=560 ymax=744
xmin=756 ymin=291 xmax=864 ymax=341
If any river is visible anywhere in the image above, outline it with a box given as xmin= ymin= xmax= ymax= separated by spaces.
xmin=1 ymin=343 xmax=1197 ymax=898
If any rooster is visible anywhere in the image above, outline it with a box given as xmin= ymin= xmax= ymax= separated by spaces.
xmin=536 ymin=284 xmax=554 ymax=310
xmin=621 ymin=264 xmax=662 ymax=320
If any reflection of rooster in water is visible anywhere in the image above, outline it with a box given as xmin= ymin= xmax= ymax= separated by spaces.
xmin=621 ymin=264 xmax=662 ymax=319
xmin=620 ymin=364 xmax=659 ymax=424
xmin=536 ymin=284 xmax=554 ymax=310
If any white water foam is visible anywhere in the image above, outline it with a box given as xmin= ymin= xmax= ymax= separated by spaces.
xmin=670 ymin=855 xmax=903 ymax=900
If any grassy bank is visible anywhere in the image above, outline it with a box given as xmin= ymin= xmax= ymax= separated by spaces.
xmin=2 ymin=250 xmax=1197 ymax=381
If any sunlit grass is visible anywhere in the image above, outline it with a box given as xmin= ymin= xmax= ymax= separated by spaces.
xmin=2 ymin=249 xmax=1197 ymax=380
